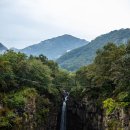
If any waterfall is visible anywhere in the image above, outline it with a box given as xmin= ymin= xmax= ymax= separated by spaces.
xmin=60 ymin=96 xmax=68 ymax=130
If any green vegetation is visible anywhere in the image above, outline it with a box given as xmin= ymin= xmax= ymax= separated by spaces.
xmin=20 ymin=34 xmax=88 ymax=59
xmin=74 ymin=41 xmax=130 ymax=129
xmin=0 ymin=40 xmax=130 ymax=129
xmin=57 ymin=28 xmax=130 ymax=71
xmin=0 ymin=51 xmax=74 ymax=129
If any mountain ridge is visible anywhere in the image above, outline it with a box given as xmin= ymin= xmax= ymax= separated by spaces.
xmin=19 ymin=34 xmax=89 ymax=59
xmin=57 ymin=28 xmax=130 ymax=71
xmin=0 ymin=43 xmax=7 ymax=54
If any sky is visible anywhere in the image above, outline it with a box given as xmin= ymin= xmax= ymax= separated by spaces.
xmin=0 ymin=0 xmax=130 ymax=49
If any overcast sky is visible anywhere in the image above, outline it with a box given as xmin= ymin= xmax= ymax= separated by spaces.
xmin=0 ymin=0 xmax=130 ymax=49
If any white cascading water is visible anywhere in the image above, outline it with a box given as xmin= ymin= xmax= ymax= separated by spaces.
xmin=60 ymin=96 xmax=68 ymax=130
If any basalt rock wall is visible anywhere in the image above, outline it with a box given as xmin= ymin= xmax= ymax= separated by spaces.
xmin=66 ymin=96 xmax=103 ymax=130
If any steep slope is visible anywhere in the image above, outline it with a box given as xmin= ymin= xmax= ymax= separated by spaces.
xmin=0 ymin=43 xmax=7 ymax=54
xmin=20 ymin=34 xmax=88 ymax=59
xmin=57 ymin=28 xmax=130 ymax=71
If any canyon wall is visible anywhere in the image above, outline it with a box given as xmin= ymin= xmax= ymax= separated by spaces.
xmin=66 ymin=96 xmax=130 ymax=130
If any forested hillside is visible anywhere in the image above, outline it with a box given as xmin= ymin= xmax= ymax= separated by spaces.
xmin=57 ymin=28 xmax=130 ymax=71
xmin=19 ymin=34 xmax=88 ymax=60
xmin=0 ymin=41 xmax=130 ymax=130
xmin=0 ymin=50 xmax=75 ymax=130
xmin=71 ymin=41 xmax=130 ymax=130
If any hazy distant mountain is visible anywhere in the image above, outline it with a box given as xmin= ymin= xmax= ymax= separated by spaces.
xmin=57 ymin=28 xmax=130 ymax=71
xmin=0 ymin=43 xmax=7 ymax=54
xmin=20 ymin=34 xmax=88 ymax=59
xmin=10 ymin=47 xmax=19 ymax=52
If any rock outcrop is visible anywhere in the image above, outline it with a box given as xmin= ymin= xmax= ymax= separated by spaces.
xmin=66 ymin=96 xmax=103 ymax=130
xmin=103 ymin=108 xmax=130 ymax=130
xmin=66 ymin=96 xmax=130 ymax=130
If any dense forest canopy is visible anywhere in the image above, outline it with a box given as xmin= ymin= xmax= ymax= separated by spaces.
xmin=75 ymin=41 xmax=130 ymax=129
xmin=0 ymin=50 xmax=75 ymax=129
xmin=0 ymin=41 xmax=130 ymax=130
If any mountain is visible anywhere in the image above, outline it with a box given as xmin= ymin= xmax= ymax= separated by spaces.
xmin=20 ymin=34 xmax=88 ymax=59
xmin=57 ymin=28 xmax=130 ymax=71
xmin=10 ymin=47 xmax=19 ymax=52
xmin=0 ymin=43 xmax=7 ymax=54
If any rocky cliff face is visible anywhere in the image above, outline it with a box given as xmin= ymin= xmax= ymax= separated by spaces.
xmin=0 ymin=95 xmax=59 ymax=130
xmin=103 ymin=108 xmax=130 ymax=130
xmin=66 ymin=96 xmax=103 ymax=130
xmin=66 ymin=96 xmax=130 ymax=130
xmin=23 ymin=96 xmax=36 ymax=130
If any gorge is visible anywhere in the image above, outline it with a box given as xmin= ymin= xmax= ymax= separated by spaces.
xmin=1 ymin=0 xmax=130 ymax=128
xmin=0 ymin=41 xmax=130 ymax=130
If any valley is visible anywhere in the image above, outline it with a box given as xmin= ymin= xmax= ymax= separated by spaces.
xmin=0 ymin=29 xmax=130 ymax=130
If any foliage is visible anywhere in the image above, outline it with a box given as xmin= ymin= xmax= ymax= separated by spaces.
xmin=70 ymin=85 xmax=86 ymax=101
xmin=4 ymin=88 xmax=37 ymax=109
xmin=57 ymin=28 xmax=130 ymax=71
xmin=103 ymin=98 xmax=117 ymax=115
xmin=1 ymin=40 xmax=130 ymax=129
xmin=0 ymin=50 xmax=72 ymax=129
xmin=75 ymin=41 xmax=130 ymax=119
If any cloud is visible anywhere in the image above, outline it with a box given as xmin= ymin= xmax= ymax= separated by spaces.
xmin=0 ymin=0 xmax=130 ymax=48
